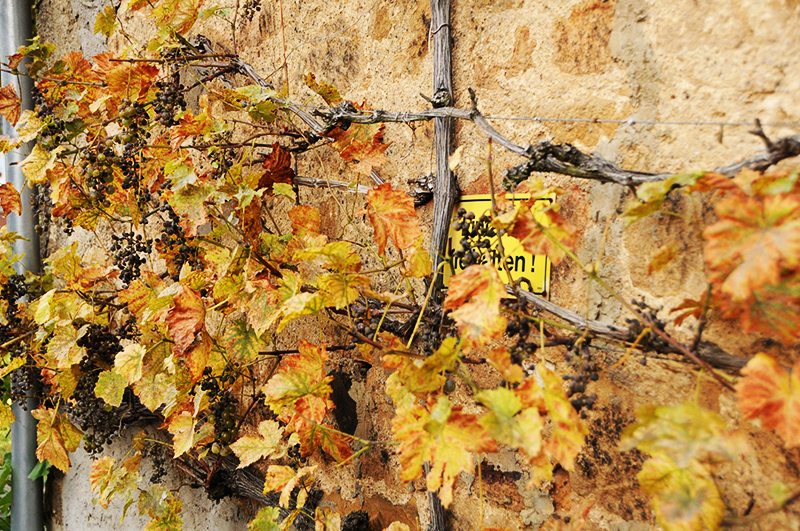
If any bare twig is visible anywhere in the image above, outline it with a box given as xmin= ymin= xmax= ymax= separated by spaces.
xmin=512 ymin=287 xmax=746 ymax=372
xmin=691 ymin=285 xmax=713 ymax=352
xmin=293 ymin=175 xmax=371 ymax=194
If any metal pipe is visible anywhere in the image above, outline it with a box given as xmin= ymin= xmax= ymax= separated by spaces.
xmin=1 ymin=1 xmax=44 ymax=530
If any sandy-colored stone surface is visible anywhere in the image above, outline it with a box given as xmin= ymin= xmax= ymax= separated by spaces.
xmin=33 ymin=0 xmax=800 ymax=529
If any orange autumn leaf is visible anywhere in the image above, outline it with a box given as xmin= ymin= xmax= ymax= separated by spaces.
xmin=704 ymin=194 xmax=800 ymax=302
xmin=330 ymin=119 xmax=389 ymax=174
xmin=670 ymin=292 xmax=709 ymax=327
xmin=505 ymin=200 xmax=574 ymax=264
xmin=104 ymin=62 xmax=159 ymax=105
xmin=31 ymin=406 xmax=82 ymax=473
xmin=0 ymin=84 xmax=21 ymax=125
xmin=151 ymin=0 xmax=204 ymax=34
xmin=165 ymin=286 xmax=205 ymax=355
xmin=366 ymin=183 xmax=421 ymax=255
xmin=169 ymin=110 xmax=213 ymax=150
xmin=262 ymin=341 xmax=332 ymax=420
xmin=259 ymin=143 xmax=294 ymax=190
xmin=737 ymin=353 xmax=800 ymax=448
xmin=289 ymin=204 xmax=321 ymax=235
xmin=443 ymin=265 xmax=507 ymax=348
xmin=735 ymin=280 xmax=800 ymax=343
xmin=0 ymin=183 xmax=21 ymax=226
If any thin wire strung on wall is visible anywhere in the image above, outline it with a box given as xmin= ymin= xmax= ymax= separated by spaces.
xmin=482 ymin=114 xmax=800 ymax=129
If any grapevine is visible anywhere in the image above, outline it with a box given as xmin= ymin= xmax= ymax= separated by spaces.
xmin=0 ymin=3 xmax=795 ymax=530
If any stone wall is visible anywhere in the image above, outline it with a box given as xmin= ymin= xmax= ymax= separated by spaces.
xmin=33 ymin=0 xmax=800 ymax=529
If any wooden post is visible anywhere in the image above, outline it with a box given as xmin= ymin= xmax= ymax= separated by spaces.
xmin=425 ymin=3 xmax=453 ymax=528
xmin=429 ymin=0 xmax=458 ymax=297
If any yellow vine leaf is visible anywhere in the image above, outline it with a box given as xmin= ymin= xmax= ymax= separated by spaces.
xmin=317 ymin=272 xmax=370 ymax=309
xmin=314 ymin=507 xmax=341 ymax=531
xmin=0 ymin=356 xmax=24 ymax=380
xmin=622 ymin=402 xmax=742 ymax=531
xmin=21 ymin=144 xmax=62 ymax=185
xmin=139 ymin=486 xmax=183 ymax=531
xmin=391 ymin=395 xmax=495 ymax=507
xmin=0 ymin=402 xmax=14 ymax=432
xmin=134 ymin=370 xmax=175 ymax=413
xmin=518 ymin=367 xmax=587 ymax=473
xmin=403 ymin=238 xmax=432 ymax=278
xmin=263 ymin=465 xmax=316 ymax=509
xmin=736 ymin=353 xmax=800 ymax=448
xmin=93 ymin=5 xmax=117 ymax=37
xmin=262 ymin=340 xmax=331 ymax=416
xmin=89 ymin=455 xmax=138 ymax=509
xmin=294 ymin=241 xmax=363 ymax=273
xmin=94 ymin=370 xmax=127 ymax=408
xmin=230 ymin=420 xmax=284 ymax=468
xmin=638 ymin=455 xmax=724 ymax=531
xmin=166 ymin=410 xmax=196 ymax=458
xmin=222 ymin=320 xmax=266 ymax=365
xmin=384 ymin=336 xmax=460 ymax=398
xmin=247 ymin=506 xmax=281 ymax=531
xmin=476 ymin=387 xmax=543 ymax=458
xmin=303 ymin=73 xmax=342 ymax=105
xmin=151 ymin=0 xmax=204 ymax=35
xmin=0 ymin=135 xmax=22 ymax=154
xmin=114 ymin=342 xmax=146 ymax=385
xmin=13 ymin=110 xmax=44 ymax=142
xmin=45 ymin=324 xmax=87 ymax=369
xmin=620 ymin=402 xmax=741 ymax=468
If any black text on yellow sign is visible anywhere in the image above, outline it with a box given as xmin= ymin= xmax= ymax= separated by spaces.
xmin=443 ymin=194 xmax=552 ymax=296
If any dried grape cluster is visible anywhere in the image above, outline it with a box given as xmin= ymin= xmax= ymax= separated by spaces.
xmin=209 ymin=147 xmax=236 ymax=179
xmin=31 ymin=183 xmax=53 ymax=236
xmin=197 ymin=365 xmax=240 ymax=454
xmin=241 ymin=0 xmax=262 ymax=20
xmin=31 ymin=86 xmax=68 ymax=150
xmin=155 ymin=206 xmax=200 ymax=278
xmin=141 ymin=438 xmax=171 ymax=483
xmin=414 ymin=302 xmax=456 ymax=356
xmin=4 ymin=275 xmax=39 ymax=407
xmin=118 ymin=102 xmax=151 ymax=205
xmin=503 ymin=297 xmax=539 ymax=365
xmin=9 ymin=365 xmax=38 ymax=407
xmin=110 ymin=230 xmax=150 ymax=285
xmin=68 ymin=324 xmax=125 ymax=454
xmin=563 ymin=341 xmax=599 ymax=416
xmin=626 ymin=298 xmax=671 ymax=362
xmin=451 ymin=208 xmax=496 ymax=269
xmin=154 ymin=71 xmax=186 ymax=127
xmin=82 ymin=141 xmax=117 ymax=209
xmin=351 ymin=303 xmax=406 ymax=342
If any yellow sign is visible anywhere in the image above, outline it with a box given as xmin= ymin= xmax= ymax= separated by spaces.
xmin=443 ymin=194 xmax=552 ymax=296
